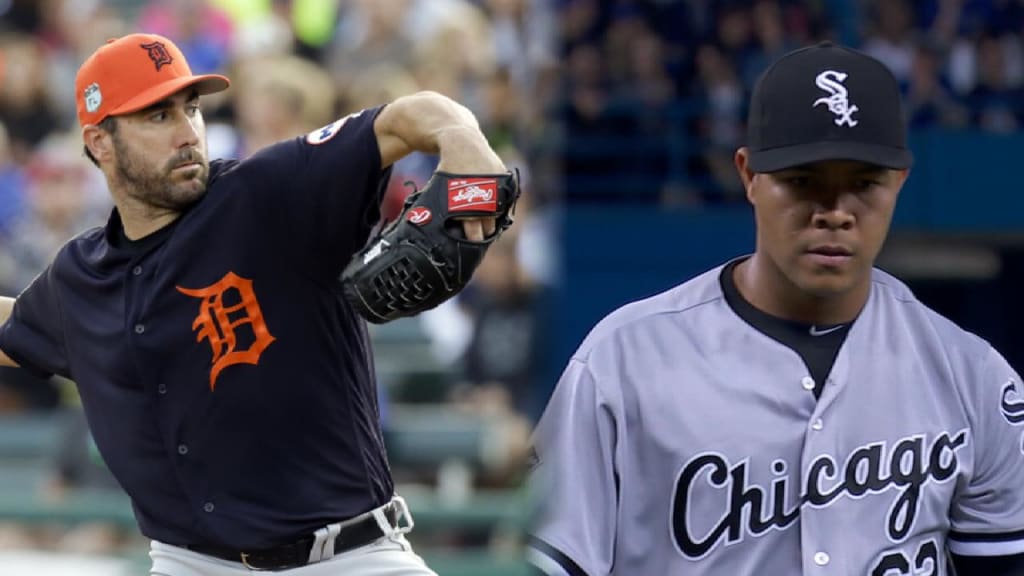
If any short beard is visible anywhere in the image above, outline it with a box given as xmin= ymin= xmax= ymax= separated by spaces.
xmin=113 ymin=134 xmax=209 ymax=212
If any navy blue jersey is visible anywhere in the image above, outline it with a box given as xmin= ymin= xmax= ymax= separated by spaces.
xmin=0 ymin=108 xmax=395 ymax=549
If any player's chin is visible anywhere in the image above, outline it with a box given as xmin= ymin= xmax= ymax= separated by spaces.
xmin=166 ymin=178 xmax=207 ymax=208
xmin=796 ymin=267 xmax=862 ymax=297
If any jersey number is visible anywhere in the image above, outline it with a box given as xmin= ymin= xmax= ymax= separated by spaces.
xmin=871 ymin=540 xmax=938 ymax=576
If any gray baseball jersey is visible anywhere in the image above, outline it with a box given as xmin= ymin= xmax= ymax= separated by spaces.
xmin=528 ymin=262 xmax=1024 ymax=576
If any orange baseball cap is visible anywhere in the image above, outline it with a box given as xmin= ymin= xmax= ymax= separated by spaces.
xmin=75 ymin=33 xmax=230 ymax=127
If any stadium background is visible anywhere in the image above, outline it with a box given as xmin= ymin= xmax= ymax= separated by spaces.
xmin=551 ymin=0 xmax=1024 ymax=409
xmin=0 ymin=0 xmax=556 ymax=574
xmin=2 ymin=0 xmax=1024 ymax=574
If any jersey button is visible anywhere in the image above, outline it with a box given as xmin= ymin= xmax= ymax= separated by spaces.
xmin=203 ymin=502 xmax=215 ymax=513
xmin=132 ymin=265 xmax=143 ymax=276
xmin=813 ymin=552 xmax=830 ymax=566
xmin=811 ymin=419 xmax=824 ymax=431
xmin=801 ymin=376 xmax=815 ymax=391
xmin=177 ymin=444 xmax=189 ymax=455
xmin=134 ymin=324 xmax=145 ymax=334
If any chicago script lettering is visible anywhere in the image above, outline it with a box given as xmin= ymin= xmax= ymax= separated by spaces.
xmin=671 ymin=430 xmax=968 ymax=559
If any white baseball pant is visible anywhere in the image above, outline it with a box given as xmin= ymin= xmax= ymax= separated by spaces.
xmin=149 ymin=499 xmax=437 ymax=575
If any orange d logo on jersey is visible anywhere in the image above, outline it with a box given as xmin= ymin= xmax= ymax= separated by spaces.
xmin=177 ymin=272 xmax=276 ymax=390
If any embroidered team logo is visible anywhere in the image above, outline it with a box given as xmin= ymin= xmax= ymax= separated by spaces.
xmin=83 ymin=83 xmax=102 ymax=113
xmin=999 ymin=378 xmax=1024 ymax=452
xmin=306 ymin=111 xmax=360 ymax=145
xmin=177 ymin=272 xmax=276 ymax=390
xmin=1002 ymin=379 xmax=1024 ymax=424
xmin=140 ymin=41 xmax=173 ymax=71
xmin=813 ymin=70 xmax=859 ymax=127
xmin=448 ymin=178 xmax=497 ymax=212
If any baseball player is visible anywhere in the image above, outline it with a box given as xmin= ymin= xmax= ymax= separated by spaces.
xmin=528 ymin=42 xmax=1024 ymax=576
xmin=0 ymin=34 xmax=514 ymax=574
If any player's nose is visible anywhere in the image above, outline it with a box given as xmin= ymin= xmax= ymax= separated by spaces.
xmin=174 ymin=115 xmax=201 ymax=148
xmin=808 ymin=187 xmax=857 ymax=230
xmin=811 ymin=205 xmax=854 ymax=230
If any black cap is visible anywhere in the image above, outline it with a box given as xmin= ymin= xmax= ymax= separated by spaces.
xmin=746 ymin=41 xmax=913 ymax=172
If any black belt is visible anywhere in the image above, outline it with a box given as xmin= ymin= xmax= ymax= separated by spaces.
xmin=187 ymin=503 xmax=400 ymax=571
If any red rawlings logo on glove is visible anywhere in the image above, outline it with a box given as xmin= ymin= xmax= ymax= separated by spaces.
xmin=448 ymin=178 xmax=497 ymax=212
xmin=406 ymin=207 xmax=432 ymax=225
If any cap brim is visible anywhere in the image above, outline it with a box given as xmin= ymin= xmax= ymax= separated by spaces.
xmin=748 ymin=141 xmax=913 ymax=172
xmin=109 ymin=74 xmax=231 ymax=116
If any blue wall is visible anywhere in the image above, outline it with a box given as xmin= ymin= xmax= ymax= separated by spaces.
xmin=894 ymin=131 xmax=1024 ymax=230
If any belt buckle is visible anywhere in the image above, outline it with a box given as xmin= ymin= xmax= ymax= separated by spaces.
xmin=239 ymin=552 xmax=269 ymax=571
xmin=391 ymin=495 xmax=414 ymax=535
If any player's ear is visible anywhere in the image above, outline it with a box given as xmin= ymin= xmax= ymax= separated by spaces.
xmin=82 ymin=124 xmax=114 ymax=165
xmin=892 ymin=168 xmax=910 ymax=192
xmin=734 ymin=147 xmax=757 ymax=205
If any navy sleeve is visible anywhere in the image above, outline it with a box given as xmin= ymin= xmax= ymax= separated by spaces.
xmin=951 ymin=552 xmax=1024 ymax=575
xmin=243 ymin=106 xmax=392 ymax=277
xmin=0 ymin=263 xmax=68 ymax=379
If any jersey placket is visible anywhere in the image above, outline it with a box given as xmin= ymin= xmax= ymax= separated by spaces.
xmin=798 ymin=336 xmax=851 ymax=573
xmin=125 ymin=248 xmax=213 ymax=524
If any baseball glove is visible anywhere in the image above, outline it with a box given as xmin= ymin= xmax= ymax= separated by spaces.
xmin=340 ymin=169 xmax=521 ymax=323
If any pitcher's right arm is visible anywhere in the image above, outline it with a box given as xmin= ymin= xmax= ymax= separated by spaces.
xmin=0 ymin=296 xmax=19 ymax=367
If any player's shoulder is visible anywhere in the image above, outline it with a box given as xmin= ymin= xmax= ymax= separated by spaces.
xmin=870 ymin=267 xmax=990 ymax=354
xmin=201 ymin=153 xmax=269 ymax=188
xmin=44 ymin=225 xmax=108 ymax=282
xmin=59 ymin=225 xmax=107 ymax=260
xmin=573 ymin=263 xmax=726 ymax=361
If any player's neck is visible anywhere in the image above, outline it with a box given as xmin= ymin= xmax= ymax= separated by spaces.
xmin=112 ymin=196 xmax=182 ymax=241
xmin=734 ymin=256 xmax=869 ymax=326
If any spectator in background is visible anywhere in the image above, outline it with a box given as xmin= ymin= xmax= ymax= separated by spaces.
xmin=457 ymin=232 xmax=539 ymax=417
xmin=906 ymin=42 xmax=970 ymax=128
xmin=0 ymin=133 xmax=105 ymax=295
xmin=862 ymin=0 xmax=919 ymax=87
xmin=0 ymin=123 xmax=27 ymax=239
xmin=967 ymin=31 xmax=1024 ymax=132
xmin=479 ymin=67 xmax=521 ymax=153
xmin=604 ymin=14 xmax=674 ymax=194
xmin=741 ymin=0 xmax=798 ymax=90
xmin=483 ymin=0 xmax=557 ymax=100
xmin=219 ymin=53 xmax=336 ymax=158
xmin=328 ymin=0 xmax=418 ymax=99
xmin=692 ymin=43 xmax=745 ymax=202
xmin=560 ymin=0 xmax=600 ymax=50
xmin=0 ymin=34 xmax=60 ymax=163
xmin=137 ymin=0 xmax=234 ymax=73
xmin=714 ymin=2 xmax=756 ymax=77
xmin=562 ymin=42 xmax=621 ymax=199
xmin=408 ymin=0 xmax=496 ymax=106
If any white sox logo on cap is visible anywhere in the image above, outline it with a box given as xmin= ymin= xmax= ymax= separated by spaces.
xmin=813 ymin=70 xmax=859 ymax=127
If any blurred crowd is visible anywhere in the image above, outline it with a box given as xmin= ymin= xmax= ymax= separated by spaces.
xmin=0 ymin=0 xmax=558 ymax=558
xmin=560 ymin=0 xmax=1024 ymax=203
